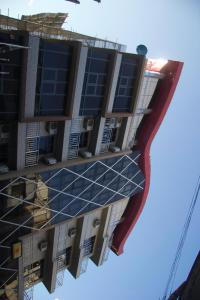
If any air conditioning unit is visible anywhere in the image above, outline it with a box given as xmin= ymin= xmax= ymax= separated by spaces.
xmin=79 ymin=150 xmax=92 ymax=159
xmin=109 ymin=146 xmax=121 ymax=153
xmin=0 ymin=124 xmax=9 ymax=139
xmin=116 ymin=118 xmax=122 ymax=128
xmin=0 ymin=163 xmax=9 ymax=174
xmin=83 ymin=118 xmax=94 ymax=131
xmin=43 ymin=157 xmax=57 ymax=165
xmin=46 ymin=122 xmax=57 ymax=135
xmin=109 ymin=118 xmax=116 ymax=128
xmin=39 ymin=241 xmax=48 ymax=252
xmin=68 ymin=228 xmax=77 ymax=238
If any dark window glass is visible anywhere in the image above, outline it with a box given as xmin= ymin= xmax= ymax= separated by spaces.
xmin=86 ymin=85 xmax=95 ymax=95
xmin=98 ymin=74 xmax=106 ymax=84
xmin=120 ymin=77 xmax=128 ymax=85
xmin=111 ymin=128 xmax=118 ymax=142
xmin=57 ymin=70 xmax=69 ymax=81
xmin=36 ymin=95 xmax=65 ymax=116
xmin=3 ymin=80 xmax=18 ymax=94
xmin=35 ymin=39 xmax=72 ymax=116
xmin=113 ymin=54 xmax=140 ymax=113
xmin=0 ymin=144 xmax=8 ymax=163
xmin=119 ymin=87 xmax=126 ymax=96
xmin=39 ymin=136 xmax=54 ymax=154
xmin=79 ymin=48 xmax=111 ymax=116
xmin=88 ymin=74 xmax=97 ymax=84
xmin=79 ymin=132 xmax=89 ymax=148
xmin=41 ymin=83 xmax=55 ymax=94
xmin=43 ymin=69 xmax=56 ymax=80
xmin=0 ymin=95 xmax=18 ymax=120
xmin=0 ymin=32 xmax=23 ymax=120
xmin=96 ymin=86 xmax=104 ymax=96
xmin=66 ymin=247 xmax=72 ymax=265
xmin=56 ymin=83 xmax=67 ymax=95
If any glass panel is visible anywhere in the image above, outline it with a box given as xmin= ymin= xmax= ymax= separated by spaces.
xmin=35 ymin=39 xmax=72 ymax=116
xmin=113 ymin=54 xmax=140 ymax=112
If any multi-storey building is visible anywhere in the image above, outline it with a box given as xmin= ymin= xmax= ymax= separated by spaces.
xmin=0 ymin=13 xmax=183 ymax=300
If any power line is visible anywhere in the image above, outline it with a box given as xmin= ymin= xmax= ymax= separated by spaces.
xmin=162 ymin=175 xmax=200 ymax=300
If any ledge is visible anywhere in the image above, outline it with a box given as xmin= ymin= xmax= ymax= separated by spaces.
xmin=0 ymin=149 xmax=132 ymax=181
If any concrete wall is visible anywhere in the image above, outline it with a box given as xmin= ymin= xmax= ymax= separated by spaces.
xmin=20 ymin=34 xmax=40 ymax=120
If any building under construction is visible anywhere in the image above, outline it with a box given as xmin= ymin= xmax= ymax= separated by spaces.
xmin=0 ymin=13 xmax=183 ymax=300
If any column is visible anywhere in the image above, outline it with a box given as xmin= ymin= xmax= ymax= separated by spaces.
xmin=19 ymin=34 xmax=40 ymax=120
xmin=103 ymin=52 xmax=122 ymax=114
xmin=89 ymin=117 xmax=105 ymax=155
xmin=70 ymin=45 xmax=88 ymax=118
xmin=16 ymin=123 xmax=26 ymax=170
xmin=116 ymin=116 xmax=132 ymax=151
xmin=54 ymin=120 xmax=71 ymax=162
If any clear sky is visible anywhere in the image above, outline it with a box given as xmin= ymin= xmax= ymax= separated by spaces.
xmin=1 ymin=0 xmax=200 ymax=299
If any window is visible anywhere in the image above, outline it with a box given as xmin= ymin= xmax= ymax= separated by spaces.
xmin=113 ymin=54 xmax=140 ymax=113
xmin=24 ymin=260 xmax=44 ymax=288
xmin=79 ymin=48 xmax=111 ymax=116
xmin=55 ymin=247 xmax=72 ymax=268
xmin=111 ymin=128 xmax=118 ymax=143
xmin=66 ymin=247 xmax=72 ymax=266
xmin=0 ymin=144 xmax=8 ymax=163
xmin=35 ymin=39 xmax=73 ymax=116
xmin=39 ymin=136 xmax=54 ymax=155
xmin=82 ymin=236 xmax=96 ymax=257
xmin=79 ymin=132 xmax=89 ymax=148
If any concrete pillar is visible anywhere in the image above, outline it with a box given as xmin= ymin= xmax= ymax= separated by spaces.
xmin=18 ymin=257 xmax=24 ymax=300
xmin=89 ymin=117 xmax=105 ymax=155
xmin=54 ymin=120 xmax=71 ymax=162
xmin=90 ymin=206 xmax=112 ymax=266
xmin=103 ymin=53 xmax=122 ymax=114
xmin=20 ymin=35 xmax=40 ymax=120
xmin=68 ymin=216 xmax=84 ymax=278
xmin=43 ymin=227 xmax=60 ymax=293
xmin=70 ymin=46 xmax=88 ymax=118
xmin=16 ymin=123 xmax=26 ymax=170
xmin=116 ymin=116 xmax=132 ymax=151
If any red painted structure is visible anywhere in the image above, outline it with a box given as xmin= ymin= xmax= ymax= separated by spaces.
xmin=112 ymin=60 xmax=183 ymax=255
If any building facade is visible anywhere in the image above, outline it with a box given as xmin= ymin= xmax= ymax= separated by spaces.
xmin=0 ymin=14 xmax=183 ymax=300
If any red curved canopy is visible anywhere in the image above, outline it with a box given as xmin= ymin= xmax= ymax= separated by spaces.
xmin=112 ymin=60 xmax=183 ymax=255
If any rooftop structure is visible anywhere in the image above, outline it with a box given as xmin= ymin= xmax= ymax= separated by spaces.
xmin=0 ymin=13 xmax=183 ymax=300
xmin=21 ymin=13 xmax=69 ymax=29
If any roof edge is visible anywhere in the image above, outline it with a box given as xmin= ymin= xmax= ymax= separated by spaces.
xmin=112 ymin=60 xmax=184 ymax=255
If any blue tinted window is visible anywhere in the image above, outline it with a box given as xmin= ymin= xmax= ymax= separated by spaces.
xmin=39 ymin=136 xmax=54 ymax=154
xmin=38 ymin=151 xmax=144 ymax=225
xmin=79 ymin=48 xmax=111 ymax=116
xmin=0 ymin=32 xmax=24 ymax=120
xmin=113 ymin=54 xmax=140 ymax=113
xmin=35 ymin=39 xmax=72 ymax=116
